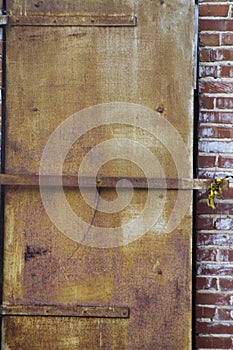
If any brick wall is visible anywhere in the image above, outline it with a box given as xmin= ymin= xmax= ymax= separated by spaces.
xmin=197 ymin=1 xmax=233 ymax=349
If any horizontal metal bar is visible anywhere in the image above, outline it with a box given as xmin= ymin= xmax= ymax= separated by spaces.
xmin=8 ymin=14 xmax=137 ymax=27
xmin=0 ymin=174 xmax=211 ymax=190
xmin=1 ymin=305 xmax=129 ymax=318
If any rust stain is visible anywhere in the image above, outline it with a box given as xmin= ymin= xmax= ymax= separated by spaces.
xmin=67 ymin=32 xmax=87 ymax=38
xmin=24 ymin=245 xmax=50 ymax=262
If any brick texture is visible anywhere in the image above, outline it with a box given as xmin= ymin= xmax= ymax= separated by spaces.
xmin=197 ymin=1 xmax=233 ymax=349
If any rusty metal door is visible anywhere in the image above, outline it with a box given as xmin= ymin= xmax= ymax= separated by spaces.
xmin=1 ymin=1 xmax=194 ymax=349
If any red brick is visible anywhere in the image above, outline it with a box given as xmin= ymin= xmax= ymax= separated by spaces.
xmin=196 ymin=306 xmax=216 ymax=319
xmin=197 ymin=320 xmax=233 ymax=334
xmin=200 ymin=48 xmax=212 ymax=62
xmin=196 ymin=171 xmax=221 ymax=182
xmin=215 ymin=125 xmax=233 ymax=138
xmin=198 ymin=155 xmax=216 ymax=168
xmin=199 ymin=111 xmax=233 ymax=124
xmin=200 ymin=19 xmax=233 ymax=32
xmin=219 ymin=278 xmax=233 ymax=290
xmin=199 ymin=125 xmax=233 ymax=138
xmin=200 ymin=81 xmax=233 ymax=94
xmin=196 ymin=292 xmax=233 ymax=306
xmin=197 ymin=201 xmax=233 ymax=215
xmin=197 ymin=216 xmax=214 ymax=230
xmin=222 ymin=187 xmax=233 ymax=199
xmin=220 ymin=65 xmax=233 ymax=77
xmin=222 ymin=33 xmax=233 ymax=46
xmin=199 ymin=187 xmax=227 ymax=203
xmin=218 ymin=156 xmax=233 ymax=168
xmin=199 ymin=95 xmax=215 ymax=109
xmin=197 ymin=263 xmax=233 ymax=276
xmin=197 ymin=249 xmax=218 ymax=263
xmin=197 ymin=233 xmax=233 ymax=246
xmin=214 ymin=49 xmax=233 ymax=61
xmin=196 ymin=276 xmax=218 ymax=289
xmin=216 ymin=97 xmax=233 ymax=109
xmin=214 ymin=217 xmax=233 ymax=230
xmin=197 ymin=169 xmax=228 ymax=180
xmin=196 ymin=190 xmax=209 ymax=201
xmin=219 ymin=250 xmax=233 ymax=262
xmin=218 ymin=308 xmax=233 ymax=321
xmin=199 ymin=33 xmax=220 ymax=47
xmin=196 ymin=336 xmax=233 ymax=349
xmin=199 ymin=140 xmax=233 ymax=153
xmin=199 ymin=4 xmax=229 ymax=17
xmin=199 ymin=65 xmax=218 ymax=78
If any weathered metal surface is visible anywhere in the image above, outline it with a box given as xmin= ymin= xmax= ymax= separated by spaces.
xmin=7 ymin=0 xmax=139 ymax=17
xmin=1 ymin=304 xmax=129 ymax=318
xmin=3 ymin=0 xmax=194 ymax=349
xmin=2 ymin=317 xmax=130 ymax=349
xmin=9 ymin=14 xmax=137 ymax=27
xmin=0 ymin=173 xmax=211 ymax=189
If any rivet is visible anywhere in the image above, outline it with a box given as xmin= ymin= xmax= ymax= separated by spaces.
xmin=156 ymin=105 xmax=164 ymax=113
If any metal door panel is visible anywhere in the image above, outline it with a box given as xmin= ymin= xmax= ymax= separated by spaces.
xmin=2 ymin=1 xmax=194 ymax=349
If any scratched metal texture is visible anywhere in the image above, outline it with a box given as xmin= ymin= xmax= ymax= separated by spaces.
xmin=2 ymin=0 xmax=194 ymax=349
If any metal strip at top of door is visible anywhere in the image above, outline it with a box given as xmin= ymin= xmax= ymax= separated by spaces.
xmin=0 ymin=13 xmax=137 ymax=26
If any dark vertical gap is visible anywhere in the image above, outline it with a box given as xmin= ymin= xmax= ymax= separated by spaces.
xmin=193 ymin=1 xmax=199 ymax=349
xmin=193 ymin=2 xmax=199 ymax=349
xmin=193 ymin=92 xmax=199 ymax=348
xmin=0 ymin=0 xmax=7 ymax=344
xmin=193 ymin=93 xmax=199 ymax=350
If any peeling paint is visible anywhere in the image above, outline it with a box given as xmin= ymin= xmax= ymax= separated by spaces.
xmin=199 ymin=141 xmax=233 ymax=153
xmin=200 ymin=127 xmax=214 ymax=137
xmin=215 ymin=218 xmax=233 ymax=230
